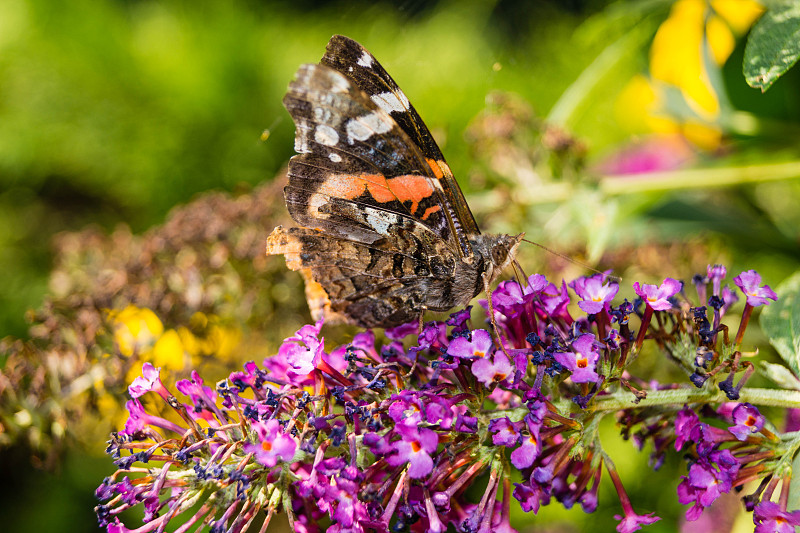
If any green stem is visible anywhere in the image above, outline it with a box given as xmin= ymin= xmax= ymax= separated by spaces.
xmin=513 ymin=161 xmax=800 ymax=205
xmin=594 ymin=387 xmax=800 ymax=412
xmin=601 ymin=160 xmax=800 ymax=195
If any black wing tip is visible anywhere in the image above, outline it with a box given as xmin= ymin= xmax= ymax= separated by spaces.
xmin=324 ymin=35 xmax=371 ymax=65
xmin=327 ymin=34 xmax=360 ymax=48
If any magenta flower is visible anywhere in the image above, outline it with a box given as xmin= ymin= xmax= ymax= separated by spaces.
xmin=244 ymin=419 xmax=297 ymax=467
xmin=614 ymin=508 xmax=661 ymax=533
xmin=176 ymin=371 xmax=219 ymax=417
xmin=677 ymin=450 xmax=738 ymax=521
xmin=446 ymin=306 xmax=473 ymax=331
xmin=570 ymin=274 xmax=619 ymax=314
xmin=471 ymin=352 xmax=513 ymax=387
xmin=553 ymin=334 xmax=601 ymax=384
xmin=753 ymin=501 xmax=800 ymax=532
xmin=595 ymin=134 xmax=694 ymax=175
xmin=539 ymin=280 xmax=571 ymax=317
xmin=633 ymin=278 xmax=682 ymax=311
xmin=325 ymin=477 xmax=371 ymax=528
xmin=733 ymin=270 xmax=778 ymax=307
xmin=128 ymin=363 xmax=170 ymax=399
xmin=674 ymin=406 xmax=700 ymax=451
xmin=489 ymin=416 xmax=524 ymax=447
xmin=490 ymin=274 xmax=549 ymax=314
xmin=105 ymin=518 xmax=133 ymax=533
xmin=510 ymin=415 xmax=543 ymax=469
xmin=280 ymin=319 xmax=326 ymax=375
xmin=720 ymin=285 xmax=738 ymax=309
xmin=385 ymin=320 xmax=419 ymax=340
xmin=387 ymin=391 xmax=425 ymax=428
xmin=512 ymin=481 xmax=550 ymax=514
xmin=387 ymin=426 xmax=438 ymax=478
xmin=706 ymin=264 xmax=727 ymax=296
xmin=121 ymin=398 xmax=184 ymax=436
xmin=728 ymin=403 xmax=764 ymax=441
xmin=447 ymin=329 xmax=494 ymax=359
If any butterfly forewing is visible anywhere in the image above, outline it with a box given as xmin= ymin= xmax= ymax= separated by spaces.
xmin=282 ymin=63 xmax=458 ymax=250
xmin=322 ymin=35 xmax=482 ymax=256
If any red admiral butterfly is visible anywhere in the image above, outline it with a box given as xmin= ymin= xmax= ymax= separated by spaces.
xmin=268 ymin=35 xmax=521 ymax=328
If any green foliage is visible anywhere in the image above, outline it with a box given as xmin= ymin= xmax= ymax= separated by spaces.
xmin=744 ymin=1 xmax=800 ymax=91
xmin=791 ymin=451 xmax=800 ymax=513
xmin=760 ymin=361 xmax=800 ymax=390
xmin=761 ymin=270 xmax=800 ymax=377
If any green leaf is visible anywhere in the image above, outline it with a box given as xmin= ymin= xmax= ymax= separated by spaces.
xmin=760 ymin=271 xmax=800 ymax=376
xmin=760 ymin=361 xmax=800 ymax=390
xmin=789 ymin=448 xmax=800 ymax=511
xmin=744 ymin=2 xmax=800 ymax=92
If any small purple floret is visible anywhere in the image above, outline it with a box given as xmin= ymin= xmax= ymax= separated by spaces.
xmin=633 ymin=278 xmax=682 ymax=311
xmin=733 ymin=270 xmax=778 ymax=307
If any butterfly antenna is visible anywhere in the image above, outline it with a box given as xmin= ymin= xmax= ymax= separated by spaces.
xmin=521 ymin=238 xmax=621 ymax=283
xmin=511 ymin=258 xmax=528 ymax=284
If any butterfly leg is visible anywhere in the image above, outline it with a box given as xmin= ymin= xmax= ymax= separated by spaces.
xmin=402 ymin=308 xmax=425 ymax=380
xmin=483 ymin=274 xmax=513 ymax=360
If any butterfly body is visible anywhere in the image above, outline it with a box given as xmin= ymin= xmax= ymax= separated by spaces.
xmin=268 ymin=36 xmax=520 ymax=328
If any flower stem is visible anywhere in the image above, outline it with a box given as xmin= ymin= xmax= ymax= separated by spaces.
xmin=633 ymin=304 xmax=653 ymax=352
xmin=734 ymin=304 xmax=754 ymax=347
xmin=594 ymin=387 xmax=800 ymax=412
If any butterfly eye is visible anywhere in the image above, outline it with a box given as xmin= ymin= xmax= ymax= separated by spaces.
xmin=492 ymin=245 xmax=508 ymax=265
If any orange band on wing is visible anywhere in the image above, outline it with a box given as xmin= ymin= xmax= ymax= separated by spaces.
xmin=426 ymin=158 xmax=453 ymax=180
xmin=317 ymin=173 xmax=435 ymax=215
xmin=421 ymin=205 xmax=441 ymax=220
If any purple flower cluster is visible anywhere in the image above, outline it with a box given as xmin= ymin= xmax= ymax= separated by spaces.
xmin=670 ymin=403 xmax=800 ymax=527
xmin=94 ymin=266 xmax=788 ymax=533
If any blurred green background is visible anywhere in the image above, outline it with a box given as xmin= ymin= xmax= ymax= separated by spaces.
xmin=2 ymin=0 xmax=799 ymax=531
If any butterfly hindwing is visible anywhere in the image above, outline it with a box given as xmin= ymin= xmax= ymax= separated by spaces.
xmin=266 ymin=226 xmax=459 ymax=327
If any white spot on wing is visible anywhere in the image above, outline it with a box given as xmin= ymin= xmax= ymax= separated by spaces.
xmin=328 ymin=152 xmax=342 ymax=163
xmin=327 ymin=70 xmax=350 ymax=93
xmin=314 ymin=125 xmax=339 ymax=146
xmin=371 ymin=91 xmax=410 ymax=114
xmin=364 ymin=207 xmax=397 ymax=235
xmin=345 ymin=111 xmax=393 ymax=143
xmin=357 ymin=51 xmax=373 ymax=68
xmin=313 ymin=106 xmax=336 ymax=124
xmin=309 ymin=193 xmax=329 ymax=218
xmin=294 ymin=122 xmax=311 ymax=153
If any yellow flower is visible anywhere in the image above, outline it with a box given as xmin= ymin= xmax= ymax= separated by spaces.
xmin=615 ymin=75 xmax=680 ymax=134
xmin=152 ymin=329 xmax=186 ymax=370
xmin=617 ymin=0 xmax=763 ymax=149
xmin=650 ymin=0 xmax=718 ymax=118
xmin=711 ymin=0 xmax=764 ymax=34
xmin=107 ymin=305 xmax=164 ymax=357
xmin=177 ymin=312 xmax=242 ymax=363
